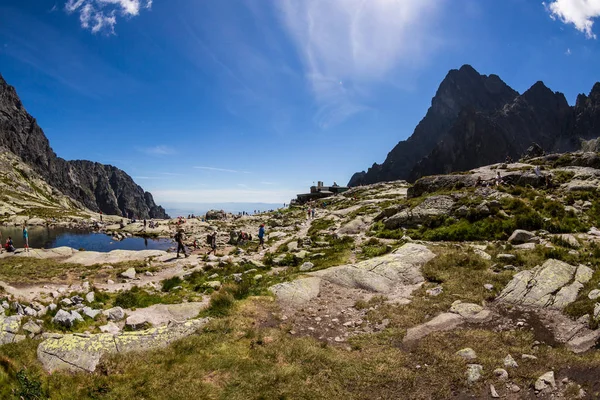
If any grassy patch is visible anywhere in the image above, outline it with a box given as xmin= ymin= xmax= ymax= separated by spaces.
xmin=307 ymin=218 xmax=335 ymax=236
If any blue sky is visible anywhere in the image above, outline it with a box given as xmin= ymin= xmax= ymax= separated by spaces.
xmin=1 ymin=0 xmax=600 ymax=205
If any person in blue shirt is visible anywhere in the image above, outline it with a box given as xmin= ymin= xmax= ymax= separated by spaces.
xmin=22 ymin=225 xmax=29 ymax=253
xmin=257 ymin=224 xmax=266 ymax=250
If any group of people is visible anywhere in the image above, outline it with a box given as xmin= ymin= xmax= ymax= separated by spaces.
xmin=174 ymin=223 xmax=267 ymax=258
xmin=0 ymin=226 xmax=29 ymax=254
xmin=475 ymin=172 xmax=505 ymax=188
xmin=307 ymin=208 xmax=316 ymax=219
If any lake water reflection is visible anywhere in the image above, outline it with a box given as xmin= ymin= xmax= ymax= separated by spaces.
xmin=0 ymin=226 xmax=173 ymax=252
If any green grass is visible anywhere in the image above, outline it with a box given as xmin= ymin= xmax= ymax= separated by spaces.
xmin=114 ymin=286 xmax=183 ymax=309
xmin=307 ymin=218 xmax=335 ymax=236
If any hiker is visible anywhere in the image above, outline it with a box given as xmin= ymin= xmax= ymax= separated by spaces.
xmin=174 ymin=229 xmax=188 ymax=258
xmin=100 ymin=212 xmax=103 ymax=222
xmin=22 ymin=225 xmax=29 ymax=253
xmin=476 ymin=176 xmax=483 ymax=187
xmin=207 ymin=231 xmax=217 ymax=255
xmin=257 ymin=224 xmax=266 ymax=250
xmin=307 ymin=208 xmax=311 ymax=219
xmin=534 ymin=165 xmax=542 ymax=177
xmin=311 ymin=208 xmax=315 ymax=219
xmin=495 ymin=172 xmax=504 ymax=186
xmin=144 ymin=219 xmax=147 ymax=228
xmin=5 ymin=237 xmax=14 ymax=253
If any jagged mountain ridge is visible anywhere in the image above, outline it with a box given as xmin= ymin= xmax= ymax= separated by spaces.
xmin=349 ymin=65 xmax=600 ymax=186
xmin=0 ymin=74 xmax=168 ymax=219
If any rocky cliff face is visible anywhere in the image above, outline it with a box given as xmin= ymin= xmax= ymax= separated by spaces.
xmin=349 ymin=65 xmax=600 ymax=186
xmin=0 ymin=74 xmax=168 ymax=219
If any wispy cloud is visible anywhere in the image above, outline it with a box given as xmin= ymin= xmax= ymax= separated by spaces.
xmin=194 ymin=166 xmax=251 ymax=174
xmin=544 ymin=0 xmax=600 ymax=39
xmin=138 ymin=145 xmax=176 ymax=156
xmin=276 ymin=0 xmax=443 ymax=127
xmin=64 ymin=0 xmax=152 ymax=34
xmin=260 ymin=181 xmax=276 ymax=185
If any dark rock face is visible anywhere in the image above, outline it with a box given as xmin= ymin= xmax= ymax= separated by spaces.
xmin=0 ymin=74 xmax=168 ymax=219
xmin=348 ymin=65 xmax=518 ymax=186
xmin=349 ymin=65 xmax=600 ymax=186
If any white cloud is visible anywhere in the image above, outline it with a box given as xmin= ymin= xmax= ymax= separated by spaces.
xmin=194 ymin=166 xmax=251 ymax=174
xmin=544 ymin=0 xmax=600 ymax=39
xmin=138 ymin=145 xmax=176 ymax=156
xmin=566 ymin=47 xmax=572 ymax=54
xmin=64 ymin=0 xmax=151 ymax=34
xmin=276 ymin=0 xmax=443 ymax=127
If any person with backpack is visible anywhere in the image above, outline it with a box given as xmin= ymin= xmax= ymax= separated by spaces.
xmin=206 ymin=231 xmax=217 ymax=255
xmin=175 ymin=229 xmax=188 ymax=258
xmin=257 ymin=224 xmax=266 ymax=250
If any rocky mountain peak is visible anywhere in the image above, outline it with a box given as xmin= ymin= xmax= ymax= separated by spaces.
xmin=350 ymin=66 xmax=600 ymax=187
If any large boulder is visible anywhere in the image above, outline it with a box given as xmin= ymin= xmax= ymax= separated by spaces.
xmin=507 ymin=230 xmax=536 ymax=244
xmin=0 ymin=314 xmax=24 ymax=345
xmin=384 ymin=196 xmax=455 ymax=229
xmin=498 ymin=260 xmax=591 ymax=309
xmin=37 ymin=318 xmax=210 ymax=372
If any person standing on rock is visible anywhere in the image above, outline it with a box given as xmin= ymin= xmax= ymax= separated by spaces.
xmin=22 ymin=225 xmax=29 ymax=253
xmin=257 ymin=224 xmax=266 ymax=250
xmin=175 ymin=229 xmax=188 ymax=258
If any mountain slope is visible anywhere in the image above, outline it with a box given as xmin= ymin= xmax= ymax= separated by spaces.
xmin=0 ymin=74 xmax=168 ymax=219
xmin=349 ymin=65 xmax=600 ymax=186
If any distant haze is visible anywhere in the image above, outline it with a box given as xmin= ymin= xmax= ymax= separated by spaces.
xmin=162 ymin=202 xmax=285 ymax=218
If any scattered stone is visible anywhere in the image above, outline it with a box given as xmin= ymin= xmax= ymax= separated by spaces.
xmin=588 ymin=289 xmax=600 ymax=300
xmin=509 ymin=384 xmax=521 ymax=393
xmin=490 ymin=384 xmax=500 ymax=398
xmin=426 ymin=286 xmax=443 ymax=297
xmin=85 ymin=292 xmax=95 ymax=303
xmin=82 ymin=307 xmax=100 ymax=319
xmin=48 ymin=303 xmax=57 ymax=312
xmin=300 ymin=262 xmax=314 ymax=272
xmin=474 ymin=249 xmax=492 ymax=260
xmin=22 ymin=321 xmax=42 ymax=335
xmin=145 ymin=271 xmax=154 ymax=277
xmin=522 ymin=354 xmax=538 ymax=361
xmin=497 ymin=254 xmax=516 ymax=260
xmin=254 ymin=275 xmax=263 ymax=281
xmin=535 ymin=371 xmax=556 ymax=392
xmin=493 ymin=368 xmax=508 ymax=380
xmin=484 ymin=284 xmax=494 ymax=291
xmin=24 ymin=307 xmax=37 ymax=316
xmin=205 ymin=281 xmax=221 ymax=290
xmin=466 ymin=364 xmax=483 ymax=385
xmin=60 ymin=298 xmax=73 ymax=307
xmin=208 ymin=273 xmax=219 ymax=279
xmin=99 ymin=322 xmax=121 ymax=335
xmin=107 ymin=280 xmax=115 ymax=285
xmin=52 ymin=310 xmax=81 ymax=328
xmin=104 ymin=307 xmax=125 ymax=322
xmin=120 ymin=268 xmax=137 ymax=279
xmin=456 ymin=348 xmax=477 ymax=360
xmin=125 ymin=314 xmax=152 ymax=331
xmin=71 ymin=295 xmax=84 ymax=305
xmin=508 ymin=229 xmax=536 ymax=244
xmin=504 ymin=354 xmax=518 ymax=368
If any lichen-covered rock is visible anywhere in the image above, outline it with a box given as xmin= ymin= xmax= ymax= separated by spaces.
xmin=37 ymin=318 xmax=210 ymax=372
xmin=0 ymin=314 xmax=24 ymax=345
xmin=498 ymin=259 xmax=580 ymax=308
xmin=466 ymin=364 xmax=483 ymax=385
xmin=120 ymin=268 xmax=137 ymax=279
xmin=535 ymin=371 xmax=556 ymax=392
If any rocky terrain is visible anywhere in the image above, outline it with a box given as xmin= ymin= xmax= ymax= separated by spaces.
xmin=349 ymin=65 xmax=600 ymax=186
xmin=1 ymin=150 xmax=600 ymax=398
xmin=0 ymin=74 xmax=167 ymax=219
